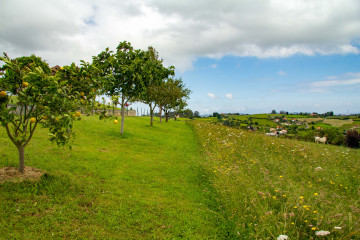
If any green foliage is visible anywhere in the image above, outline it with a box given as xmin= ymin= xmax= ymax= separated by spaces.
xmin=161 ymin=78 xmax=191 ymax=121
xmin=345 ymin=130 xmax=360 ymax=148
xmin=0 ymin=54 xmax=94 ymax=172
xmin=93 ymin=41 xmax=173 ymax=131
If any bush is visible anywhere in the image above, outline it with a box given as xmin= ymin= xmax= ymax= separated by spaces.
xmin=345 ymin=130 xmax=360 ymax=148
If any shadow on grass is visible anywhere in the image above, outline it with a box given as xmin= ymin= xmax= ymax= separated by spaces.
xmin=106 ymin=129 xmax=134 ymax=139
xmin=0 ymin=173 xmax=78 ymax=197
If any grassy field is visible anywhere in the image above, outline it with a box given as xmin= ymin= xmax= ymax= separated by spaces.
xmin=1 ymin=117 xmax=359 ymax=239
xmin=193 ymin=121 xmax=360 ymax=239
xmin=323 ymin=119 xmax=353 ymax=127
xmin=0 ymin=116 xmax=225 ymax=239
xmin=296 ymin=118 xmax=324 ymax=123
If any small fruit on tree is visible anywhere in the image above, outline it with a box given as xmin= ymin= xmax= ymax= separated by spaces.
xmin=75 ymin=111 xmax=81 ymax=117
xmin=0 ymin=54 xmax=81 ymax=173
xmin=80 ymin=92 xmax=85 ymax=96
xmin=22 ymin=81 xmax=28 ymax=88
xmin=114 ymin=119 xmax=118 ymax=124
xmin=0 ymin=91 xmax=6 ymax=98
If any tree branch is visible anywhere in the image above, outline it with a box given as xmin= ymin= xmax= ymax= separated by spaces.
xmin=5 ymin=123 xmax=16 ymax=146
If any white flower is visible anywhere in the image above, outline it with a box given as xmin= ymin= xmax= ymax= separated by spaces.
xmin=315 ymin=230 xmax=330 ymax=236
xmin=315 ymin=167 xmax=323 ymax=170
xmin=277 ymin=235 xmax=289 ymax=240
xmin=334 ymin=227 xmax=342 ymax=230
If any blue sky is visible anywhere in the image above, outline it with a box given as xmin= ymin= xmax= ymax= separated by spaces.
xmin=181 ymin=53 xmax=360 ymax=114
xmin=1 ymin=0 xmax=359 ymax=115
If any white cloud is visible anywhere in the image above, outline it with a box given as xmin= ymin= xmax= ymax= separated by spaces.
xmin=0 ymin=0 xmax=359 ymax=71
xmin=207 ymin=92 xmax=218 ymax=99
xmin=210 ymin=64 xmax=217 ymax=68
xmin=225 ymin=93 xmax=233 ymax=99
xmin=302 ymin=72 xmax=360 ymax=92
xmin=278 ymin=71 xmax=287 ymax=76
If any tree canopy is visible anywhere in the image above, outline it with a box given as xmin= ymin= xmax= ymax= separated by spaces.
xmin=0 ymin=54 xmax=99 ymax=173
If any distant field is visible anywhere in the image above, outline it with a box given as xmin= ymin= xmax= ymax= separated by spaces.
xmin=323 ymin=118 xmax=353 ymax=127
xmin=296 ymin=117 xmax=323 ymax=123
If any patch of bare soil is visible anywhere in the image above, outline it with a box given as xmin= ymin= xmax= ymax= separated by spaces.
xmin=0 ymin=166 xmax=45 ymax=183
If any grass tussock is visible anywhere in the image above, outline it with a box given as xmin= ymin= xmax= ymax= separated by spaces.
xmin=192 ymin=121 xmax=360 ymax=239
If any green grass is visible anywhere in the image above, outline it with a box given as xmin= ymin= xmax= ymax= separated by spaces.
xmin=192 ymin=121 xmax=360 ymax=239
xmin=0 ymin=116 xmax=224 ymax=239
xmin=1 ymin=116 xmax=359 ymax=239
xmin=323 ymin=119 xmax=353 ymax=128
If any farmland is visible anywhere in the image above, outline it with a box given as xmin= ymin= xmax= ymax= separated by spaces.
xmin=1 ymin=116 xmax=359 ymax=239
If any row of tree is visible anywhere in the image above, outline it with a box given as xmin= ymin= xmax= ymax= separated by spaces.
xmin=0 ymin=41 xmax=190 ymax=173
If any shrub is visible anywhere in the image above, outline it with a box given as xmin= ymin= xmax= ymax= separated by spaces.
xmin=345 ymin=130 xmax=360 ymax=148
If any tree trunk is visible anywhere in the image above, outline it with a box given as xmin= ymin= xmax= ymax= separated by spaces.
xmin=17 ymin=145 xmax=25 ymax=174
xmin=150 ymin=108 xmax=154 ymax=126
xmin=159 ymin=105 xmax=163 ymax=123
xmin=165 ymin=110 xmax=169 ymax=122
xmin=120 ymin=96 xmax=125 ymax=135
xmin=121 ymin=107 xmax=125 ymax=135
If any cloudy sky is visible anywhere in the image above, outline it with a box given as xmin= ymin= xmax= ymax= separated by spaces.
xmin=1 ymin=0 xmax=360 ymax=114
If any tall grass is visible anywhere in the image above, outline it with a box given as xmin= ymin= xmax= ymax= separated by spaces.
xmin=193 ymin=121 xmax=360 ymax=239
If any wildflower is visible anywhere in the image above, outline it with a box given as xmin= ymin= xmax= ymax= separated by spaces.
xmin=277 ymin=235 xmax=288 ymax=240
xmin=334 ymin=227 xmax=341 ymax=230
xmin=294 ymin=206 xmax=298 ymax=209
xmin=312 ymin=227 xmax=317 ymax=230
xmin=315 ymin=230 xmax=330 ymax=236
xmin=314 ymin=193 xmax=318 ymax=196
xmin=300 ymin=196 xmax=304 ymax=199
xmin=291 ymin=222 xmax=294 ymax=225
xmin=280 ymin=176 xmax=283 ymax=178
xmin=283 ymin=194 xmax=286 ymax=197
xmin=304 ymin=220 xmax=308 ymax=223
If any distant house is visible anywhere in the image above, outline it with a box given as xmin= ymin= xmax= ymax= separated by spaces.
xmin=51 ymin=65 xmax=61 ymax=75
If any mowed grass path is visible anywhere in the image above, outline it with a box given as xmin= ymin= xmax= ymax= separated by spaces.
xmin=0 ymin=117 xmax=222 ymax=239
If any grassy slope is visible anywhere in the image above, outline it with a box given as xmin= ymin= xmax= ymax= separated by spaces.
xmin=0 ymin=117 xmax=223 ymax=239
xmin=193 ymin=121 xmax=360 ymax=239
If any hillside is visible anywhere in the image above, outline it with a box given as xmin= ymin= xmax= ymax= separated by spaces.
xmin=0 ymin=117 xmax=359 ymax=239
xmin=193 ymin=121 xmax=360 ymax=239
xmin=0 ymin=117 xmax=222 ymax=239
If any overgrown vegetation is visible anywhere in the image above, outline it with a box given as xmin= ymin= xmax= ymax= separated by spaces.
xmin=193 ymin=121 xmax=360 ymax=239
